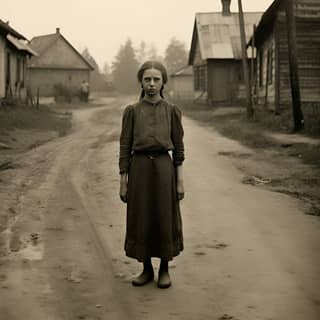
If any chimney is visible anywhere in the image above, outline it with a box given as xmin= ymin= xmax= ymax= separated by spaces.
xmin=222 ymin=0 xmax=231 ymax=16
xmin=56 ymin=27 xmax=60 ymax=34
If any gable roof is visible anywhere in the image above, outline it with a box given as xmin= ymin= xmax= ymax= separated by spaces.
xmin=0 ymin=18 xmax=27 ymax=40
xmin=29 ymin=30 xmax=94 ymax=70
xmin=189 ymin=11 xmax=262 ymax=64
xmin=248 ymin=0 xmax=282 ymax=47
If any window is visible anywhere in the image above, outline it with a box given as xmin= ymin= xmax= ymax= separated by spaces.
xmin=193 ymin=65 xmax=206 ymax=91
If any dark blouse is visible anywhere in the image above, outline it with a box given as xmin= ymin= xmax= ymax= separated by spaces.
xmin=119 ymin=98 xmax=185 ymax=174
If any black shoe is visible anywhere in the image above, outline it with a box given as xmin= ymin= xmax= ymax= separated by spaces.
xmin=132 ymin=270 xmax=154 ymax=286
xmin=157 ymin=270 xmax=171 ymax=289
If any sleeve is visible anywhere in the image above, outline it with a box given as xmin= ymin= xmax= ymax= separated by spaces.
xmin=171 ymin=104 xmax=185 ymax=166
xmin=119 ymin=105 xmax=134 ymax=174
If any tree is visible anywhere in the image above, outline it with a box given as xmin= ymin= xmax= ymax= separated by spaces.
xmin=82 ymin=47 xmax=99 ymax=72
xmin=147 ymin=43 xmax=164 ymax=63
xmin=112 ymin=39 xmax=139 ymax=94
xmin=102 ymin=61 xmax=112 ymax=82
xmin=82 ymin=48 xmax=108 ymax=92
xmin=136 ymin=41 xmax=148 ymax=65
xmin=164 ymin=38 xmax=188 ymax=76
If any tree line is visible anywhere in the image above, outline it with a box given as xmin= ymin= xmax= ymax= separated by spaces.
xmin=82 ymin=38 xmax=188 ymax=94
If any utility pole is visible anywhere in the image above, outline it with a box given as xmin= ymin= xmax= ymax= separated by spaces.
xmin=238 ymin=0 xmax=254 ymax=118
xmin=250 ymin=24 xmax=257 ymax=107
xmin=285 ymin=0 xmax=304 ymax=132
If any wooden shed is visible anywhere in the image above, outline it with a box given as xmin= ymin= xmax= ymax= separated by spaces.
xmin=169 ymin=65 xmax=193 ymax=100
xmin=0 ymin=19 xmax=37 ymax=100
xmin=188 ymin=0 xmax=262 ymax=105
xmin=249 ymin=0 xmax=320 ymax=111
xmin=28 ymin=28 xmax=94 ymax=97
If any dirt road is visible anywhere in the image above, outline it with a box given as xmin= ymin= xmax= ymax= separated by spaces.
xmin=0 ymin=97 xmax=319 ymax=320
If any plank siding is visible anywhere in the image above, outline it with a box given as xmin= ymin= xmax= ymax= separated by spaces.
xmin=255 ymin=0 xmax=320 ymax=109
xmin=0 ymin=36 xmax=5 ymax=98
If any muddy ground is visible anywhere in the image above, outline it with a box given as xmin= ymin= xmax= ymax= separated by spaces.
xmin=0 ymin=97 xmax=319 ymax=320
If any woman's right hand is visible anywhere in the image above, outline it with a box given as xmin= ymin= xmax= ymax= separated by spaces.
xmin=120 ymin=174 xmax=128 ymax=203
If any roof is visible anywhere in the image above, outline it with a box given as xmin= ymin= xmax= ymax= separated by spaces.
xmin=7 ymin=34 xmax=38 ymax=56
xmin=248 ymin=0 xmax=282 ymax=47
xmin=171 ymin=65 xmax=193 ymax=77
xmin=0 ymin=19 xmax=27 ymax=40
xmin=249 ymin=0 xmax=320 ymax=47
xmin=189 ymin=11 xmax=262 ymax=63
xmin=29 ymin=33 xmax=59 ymax=55
xmin=29 ymin=31 xmax=94 ymax=70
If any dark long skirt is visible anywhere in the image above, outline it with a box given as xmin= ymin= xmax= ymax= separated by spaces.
xmin=125 ymin=152 xmax=184 ymax=262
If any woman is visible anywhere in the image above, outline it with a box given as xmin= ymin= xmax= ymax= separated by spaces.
xmin=119 ymin=61 xmax=185 ymax=289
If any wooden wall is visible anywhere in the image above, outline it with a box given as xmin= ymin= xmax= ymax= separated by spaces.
xmin=0 ymin=36 xmax=5 ymax=98
xmin=277 ymin=12 xmax=320 ymax=105
xmin=207 ymin=60 xmax=243 ymax=105
xmin=256 ymin=0 xmax=320 ymax=109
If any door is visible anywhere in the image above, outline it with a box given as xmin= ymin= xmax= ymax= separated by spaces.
xmin=210 ymin=63 xmax=230 ymax=103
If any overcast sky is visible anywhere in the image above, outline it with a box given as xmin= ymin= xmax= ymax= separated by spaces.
xmin=2 ymin=0 xmax=273 ymax=69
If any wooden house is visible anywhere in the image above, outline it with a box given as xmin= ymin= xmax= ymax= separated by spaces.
xmin=0 ymin=19 xmax=37 ymax=100
xmin=249 ymin=0 xmax=320 ymax=111
xmin=169 ymin=65 xmax=194 ymax=100
xmin=188 ymin=0 xmax=262 ymax=105
xmin=28 ymin=28 xmax=94 ymax=97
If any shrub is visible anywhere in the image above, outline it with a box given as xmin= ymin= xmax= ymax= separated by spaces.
xmin=53 ymin=83 xmax=78 ymax=103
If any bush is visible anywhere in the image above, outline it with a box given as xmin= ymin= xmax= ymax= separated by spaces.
xmin=53 ymin=83 xmax=79 ymax=103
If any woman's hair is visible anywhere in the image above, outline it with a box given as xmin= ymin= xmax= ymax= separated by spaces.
xmin=137 ymin=60 xmax=168 ymax=99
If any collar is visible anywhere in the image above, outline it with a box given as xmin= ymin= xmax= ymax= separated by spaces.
xmin=142 ymin=97 xmax=164 ymax=106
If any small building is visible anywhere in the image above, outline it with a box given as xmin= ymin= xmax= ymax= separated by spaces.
xmin=28 ymin=28 xmax=94 ymax=97
xmin=188 ymin=0 xmax=262 ymax=105
xmin=248 ymin=0 xmax=320 ymax=111
xmin=170 ymin=65 xmax=193 ymax=100
xmin=0 ymin=19 xmax=37 ymax=100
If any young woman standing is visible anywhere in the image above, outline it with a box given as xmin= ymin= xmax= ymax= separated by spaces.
xmin=119 ymin=61 xmax=185 ymax=288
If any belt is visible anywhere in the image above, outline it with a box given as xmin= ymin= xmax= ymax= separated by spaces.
xmin=133 ymin=150 xmax=168 ymax=159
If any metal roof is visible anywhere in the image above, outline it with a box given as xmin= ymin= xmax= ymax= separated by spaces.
xmin=29 ymin=31 xmax=94 ymax=70
xmin=190 ymin=12 xmax=262 ymax=62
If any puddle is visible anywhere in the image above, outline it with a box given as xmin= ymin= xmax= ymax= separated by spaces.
xmin=19 ymin=242 xmax=44 ymax=261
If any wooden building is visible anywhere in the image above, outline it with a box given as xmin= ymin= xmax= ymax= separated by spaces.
xmin=249 ymin=0 xmax=320 ymax=111
xmin=188 ymin=0 xmax=262 ymax=105
xmin=169 ymin=66 xmax=193 ymax=100
xmin=0 ymin=19 xmax=37 ymax=100
xmin=28 ymin=28 xmax=94 ymax=97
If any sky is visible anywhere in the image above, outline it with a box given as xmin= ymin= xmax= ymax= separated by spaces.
xmin=2 ymin=0 xmax=274 ymax=70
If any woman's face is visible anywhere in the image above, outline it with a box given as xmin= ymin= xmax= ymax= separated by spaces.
xmin=141 ymin=68 xmax=163 ymax=97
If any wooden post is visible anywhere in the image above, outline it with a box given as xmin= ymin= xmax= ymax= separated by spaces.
xmin=265 ymin=49 xmax=270 ymax=108
xmin=36 ymin=88 xmax=40 ymax=109
xmin=285 ymin=0 xmax=304 ymax=131
xmin=238 ymin=0 xmax=254 ymax=118
xmin=251 ymin=24 xmax=257 ymax=107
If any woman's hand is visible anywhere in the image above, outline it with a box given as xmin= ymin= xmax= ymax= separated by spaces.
xmin=177 ymin=179 xmax=184 ymax=201
xmin=176 ymin=165 xmax=184 ymax=201
xmin=120 ymin=174 xmax=128 ymax=203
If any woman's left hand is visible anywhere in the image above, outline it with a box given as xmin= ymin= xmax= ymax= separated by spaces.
xmin=177 ymin=179 xmax=184 ymax=201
